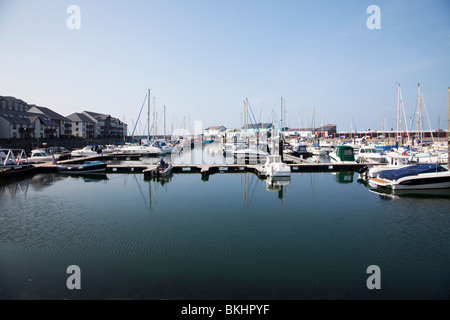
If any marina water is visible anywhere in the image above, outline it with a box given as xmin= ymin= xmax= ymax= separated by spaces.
xmin=1 ymin=144 xmax=450 ymax=299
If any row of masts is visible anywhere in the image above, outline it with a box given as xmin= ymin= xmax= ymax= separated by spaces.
xmin=133 ymin=85 xmax=450 ymax=145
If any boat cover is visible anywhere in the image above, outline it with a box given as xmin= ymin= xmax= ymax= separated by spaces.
xmin=378 ymin=164 xmax=448 ymax=181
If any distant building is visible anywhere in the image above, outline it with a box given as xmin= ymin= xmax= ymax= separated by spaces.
xmin=67 ymin=113 xmax=96 ymax=139
xmin=83 ymin=111 xmax=127 ymax=139
xmin=204 ymin=125 xmax=226 ymax=139
xmin=0 ymin=96 xmax=28 ymax=112
xmin=0 ymin=110 xmax=59 ymax=139
xmin=241 ymin=123 xmax=273 ymax=136
xmin=0 ymin=94 xmax=128 ymax=140
xmin=27 ymin=106 xmax=72 ymax=138
xmin=285 ymin=124 xmax=337 ymax=138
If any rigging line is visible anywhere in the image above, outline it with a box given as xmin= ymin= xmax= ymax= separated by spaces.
xmin=247 ymin=174 xmax=259 ymax=204
xmin=419 ymin=90 xmax=435 ymax=142
xmin=130 ymin=93 xmax=148 ymax=143
xmin=247 ymin=102 xmax=261 ymax=137
xmin=409 ymin=95 xmax=420 ymax=133
xmin=133 ymin=173 xmax=150 ymax=212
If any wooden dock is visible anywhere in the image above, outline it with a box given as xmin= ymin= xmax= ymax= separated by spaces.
xmin=18 ymin=152 xmax=369 ymax=180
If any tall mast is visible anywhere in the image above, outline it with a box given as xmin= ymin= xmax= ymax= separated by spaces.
xmin=164 ymin=105 xmax=166 ymax=140
xmin=147 ymin=89 xmax=151 ymax=141
xmin=280 ymin=97 xmax=283 ymax=139
xmin=397 ymin=84 xmax=400 ymax=140
xmin=448 ymin=87 xmax=449 ymax=141
xmin=418 ymin=83 xmax=423 ymax=150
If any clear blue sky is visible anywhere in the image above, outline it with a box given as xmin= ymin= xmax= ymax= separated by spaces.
xmin=1 ymin=0 xmax=449 ymax=135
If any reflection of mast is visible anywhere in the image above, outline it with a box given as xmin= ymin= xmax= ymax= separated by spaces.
xmin=147 ymin=89 xmax=151 ymax=141
xmin=244 ymin=173 xmax=249 ymax=207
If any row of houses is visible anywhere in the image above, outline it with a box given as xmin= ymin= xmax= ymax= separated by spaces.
xmin=204 ymin=124 xmax=337 ymax=139
xmin=0 ymin=96 xmax=127 ymax=140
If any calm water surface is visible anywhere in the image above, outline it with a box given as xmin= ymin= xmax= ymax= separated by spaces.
xmin=1 ymin=146 xmax=450 ymax=300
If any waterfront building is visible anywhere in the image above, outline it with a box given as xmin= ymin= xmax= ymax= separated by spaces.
xmin=27 ymin=106 xmax=72 ymax=138
xmin=66 ymin=113 xmax=96 ymax=139
xmin=83 ymin=111 xmax=127 ymax=139
xmin=204 ymin=125 xmax=226 ymax=139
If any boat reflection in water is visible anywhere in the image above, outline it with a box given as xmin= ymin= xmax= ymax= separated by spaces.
xmin=332 ymin=171 xmax=354 ymax=184
xmin=265 ymin=176 xmax=291 ymax=200
xmin=369 ymin=187 xmax=450 ymax=200
xmin=56 ymin=173 xmax=109 ymax=183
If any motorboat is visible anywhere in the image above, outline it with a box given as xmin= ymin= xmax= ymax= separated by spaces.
xmin=146 ymin=160 xmax=173 ymax=177
xmin=329 ymin=145 xmax=356 ymax=163
xmin=358 ymin=152 xmax=412 ymax=180
xmin=307 ymin=143 xmax=328 ymax=156
xmin=71 ymin=145 xmax=105 ymax=157
xmin=369 ymin=163 xmax=450 ymax=190
xmin=355 ymin=146 xmax=386 ymax=164
xmin=150 ymin=140 xmax=173 ymax=154
xmin=261 ymin=155 xmax=291 ymax=177
xmin=28 ymin=149 xmax=54 ymax=163
xmin=120 ymin=143 xmax=162 ymax=156
xmin=233 ymin=145 xmax=269 ymax=161
xmin=57 ymin=161 xmax=108 ymax=173
xmin=222 ymin=141 xmax=246 ymax=155
xmin=291 ymin=145 xmax=312 ymax=159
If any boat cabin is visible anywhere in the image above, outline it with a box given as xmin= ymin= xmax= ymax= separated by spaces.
xmin=334 ymin=145 xmax=355 ymax=162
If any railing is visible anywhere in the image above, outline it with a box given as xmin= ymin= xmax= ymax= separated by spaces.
xmin=0 ymin=148 xmax=30 ymax=167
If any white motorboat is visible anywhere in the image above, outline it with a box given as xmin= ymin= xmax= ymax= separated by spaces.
xmin=120 ymin=143 xmax=162 ymax=155
xmin=358 ymin=152 xmax=412 ymax=180
xmin=222 ymin=141 xmax=246 ymax=155
xmin=233 ymin=145 xmax=269 ymax=160
xmin=369 ymin=163 xmax=450 ymax=190
xmin=150 ymin=140 xmax=173 ymax=154
xmin=71 ymin=145 xmax=105 ymax=157
xmin=261 ymin=155 xmax=291 ymax=177
xmin=356 ymin=146 xmax=385 ymax=164
xmin=28 ymin=149 xmax=54 ymax=163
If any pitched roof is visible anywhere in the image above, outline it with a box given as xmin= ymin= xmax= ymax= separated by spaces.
xmin=205 ymin=125 xmax=226 ymax=130
xmin=29 ymin=106 xmax=70 ymax=121
xmin=0 ymin=111 xmax=31 ymax=124
xmin=67 ymin=112 xmax=96 ymax=123
xmin=28 ymin=113 xmax=59 ymax=126
xmin=0 ymin=111 xmax=58 ymax=126
xmin=242 ymin=123 xmax=272 ymax=130
xmin=83 ymin=111 xmax=110 ymax=120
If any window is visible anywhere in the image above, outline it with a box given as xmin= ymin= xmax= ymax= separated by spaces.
xmin=12 ymin=124 xmax=16 ymax=129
